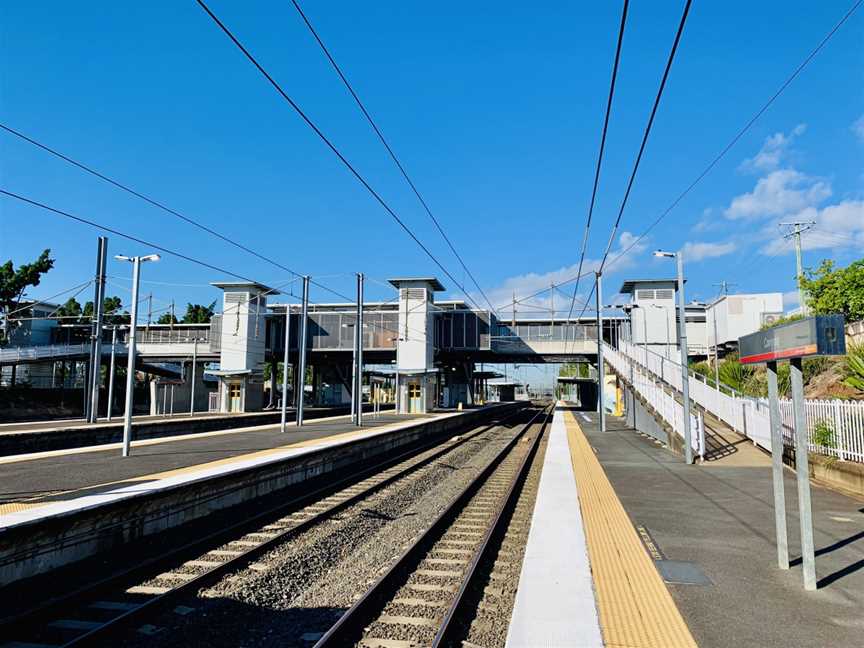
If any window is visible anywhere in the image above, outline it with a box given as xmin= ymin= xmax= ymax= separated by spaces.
xmin=408 ymin=384 xmax=421 ymax=399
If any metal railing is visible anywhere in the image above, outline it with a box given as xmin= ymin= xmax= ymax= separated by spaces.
xmin=604 ymin=342 xmax=704 ymax=459
xmin=612 ymin=338 xmax=864 ymax=463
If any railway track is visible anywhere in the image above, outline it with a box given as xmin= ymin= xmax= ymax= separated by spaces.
xmin=314 ymin=404 xmax=552 ymax=648
xmin=0 ymin=407 xmax=530 ymax=648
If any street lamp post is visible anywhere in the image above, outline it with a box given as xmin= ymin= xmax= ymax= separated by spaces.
xmin=115 ymin=253 xmax=160 ymax=457
xmin=655 ymin=250 xmax=693 ymax=464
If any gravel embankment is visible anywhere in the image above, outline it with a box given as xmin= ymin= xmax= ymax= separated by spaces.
xmin=119 ymin=414 xmax=530 ymax=647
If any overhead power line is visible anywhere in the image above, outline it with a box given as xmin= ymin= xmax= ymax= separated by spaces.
xmin=0 ymin=123 xmax=353 ymax=304
xmin=505 ymin=0 xmax=860 ymax=313
xmin=193 ymin=0 xmax=484 ymax=312
xmin=288 ymin=0 xmax=497 ymax=314
xmin=564 ymin=0 xmax=629 ymax=326
xmin=595 ymin=0 xmax=692 ymax=277
xmin=591 ymin=0 xmax=863 ymax=280
xmin=1 ymin=189 xmax=284 ymax=286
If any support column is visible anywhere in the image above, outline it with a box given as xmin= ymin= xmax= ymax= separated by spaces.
xmin=766 ymin=361 xmax=789 ymax=570
xmin=595 ymin=272 xmax=605 ymax=432
xmin=790 ymin=357 xmax=816 ymax=590
xmin=296 ymin=276 xmax=310 ymax=426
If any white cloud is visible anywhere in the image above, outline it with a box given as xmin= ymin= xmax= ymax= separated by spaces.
xmin=681 ymin=240 xmax=737 ymax=261
xmin=852 ymin=114 xmax=864 ymax=143
xmin=760 ymin=200 xmax=864 ymax=255
xmin=473 ymin=231 xmax=647 ymax=315
xmin=740 ymin=124 xmax=806 ymax=173
xmin=724 ymin=169 xmax=831 ymax=220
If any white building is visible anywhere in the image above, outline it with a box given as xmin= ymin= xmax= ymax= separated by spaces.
xmin=619 ymin=279 xmax=679 ymax=359
xmin=684 ymin=302 xmax=708 ymax=357
xmin=208 ymin=281 xmax=274 ymax=413
xmin=705 ymin=293 xmax=784 ymax=355
xmin=391 ymin=277 xmax=443 ymax=414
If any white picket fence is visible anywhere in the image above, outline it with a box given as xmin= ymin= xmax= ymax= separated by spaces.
xmin=610 ymin=339 xmax=864 ymax=463
xmin=604 ymin=343 xmax=704 ymax=459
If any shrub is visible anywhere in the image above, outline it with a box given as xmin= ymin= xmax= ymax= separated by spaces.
xmin=844 ymin=343 xmax=864 ymax=392
xmin=812 ymin=419 xmax=837 ymax=449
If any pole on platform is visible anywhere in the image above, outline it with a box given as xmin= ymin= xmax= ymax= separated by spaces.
xmin=280 ymin=305 xmax=292 ymax=433
xmin=107 ymin=326 xmax=117 ymax=421
xmin=121 ymin=257 xmax=141 ymax=456
xmin=675 ymin=253 xmax=693 ymax=465
xmin=766 ymin=361 xmax=790 ymax=570
xmin=296 ymin=276 xmax=310 ymax=427
xmin=790 ymin=357 xmax=816 ymax=590
xmin=88 ymin=236 xmax=108 ymax=422
xmin=595 ymin=272 xmax=605 ymax=432
xmin=350 ymin=312 xmax=358 ymax=424
xmin=190 ymin=338 xmax=198 ymax=416
xmin=117 ymin=252 xmax=159 ymax=456
xmin=356 ymin=273 xmax=364 ymax=427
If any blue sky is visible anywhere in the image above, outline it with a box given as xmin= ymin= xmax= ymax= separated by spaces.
xmin=1 ymin=0 xmax=862 ymax=323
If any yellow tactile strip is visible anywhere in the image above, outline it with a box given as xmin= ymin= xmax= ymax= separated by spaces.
xmin=564 ymin=409 xmax=697 ymax=648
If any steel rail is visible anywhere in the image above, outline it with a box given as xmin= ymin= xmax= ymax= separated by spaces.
xmin=1 ymin=407 xmax=527 ymax=647
xmin=313 ymin=403 xmax=552 ymax=647
xmin=433 ymin=403 xmax=552 ymax=646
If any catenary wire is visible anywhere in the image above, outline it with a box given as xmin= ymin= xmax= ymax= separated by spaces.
xmin=288 ymin=0 xmax=497 ymax=314
xmin=564 ymin=0 xmax=629 ymax=326
xmin=194 ymin=0 xmax=485 ymax=312
xmin=500 ymin=0 xmax=861 ymax=313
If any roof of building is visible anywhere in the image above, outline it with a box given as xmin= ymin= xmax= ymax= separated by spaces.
xmin=210 ymin=281 xmax=280 ymax=295
xmin=619 ymin=278 xmax=683 ymax=294
xmin=387 ymin=277 xmax=446 ymax=291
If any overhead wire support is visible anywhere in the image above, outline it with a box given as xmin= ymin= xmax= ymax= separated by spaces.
xmin=288 ymin=0 xmax=497 ymax=315
xmin=564 ymin=0 xmax=629 ymax=326
xmin=596 ymin=0 xmax=692 ymax=276
xmin=194 ymin=0 xmax=484 ymax=312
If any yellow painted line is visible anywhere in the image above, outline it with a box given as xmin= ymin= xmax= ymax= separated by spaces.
xmin=0 ymin=411 xmax=421 ymax=466
xmin=0 ymin=417 xmax=426 ymax=514
xmin=563 ymin=408 xmax=697 ymax=648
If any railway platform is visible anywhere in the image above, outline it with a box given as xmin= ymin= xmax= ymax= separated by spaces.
xmin=0 ymin=404 xmax=377 ymax=456
xmin=0 ymin=404 xmax=523 ymax=589
xmin=508 ymin=404 xmax=864 ymax=648
xmin=0 ymin=410 xmax=423 ymax=519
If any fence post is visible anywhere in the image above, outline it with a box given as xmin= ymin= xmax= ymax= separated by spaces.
xmin=834 ymin=400 xmax=845 ymax=461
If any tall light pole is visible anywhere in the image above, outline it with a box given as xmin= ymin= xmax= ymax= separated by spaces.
xmin=356 ymin=273 xmax=364 ymax=427
xmin=296 ymin=276 xmax=310 ymax=427
xmin=655 ymin=250 xmax=692 ymax=464
xmin=595 ymin=272 xmax=605 ymax=432
xmin=88 ymin=237 xmax=108 ymax=423
xmin=280 ymin=304 xmax=292 ymax=433
xmin=115 ymin=253 xmax=160 ymax=456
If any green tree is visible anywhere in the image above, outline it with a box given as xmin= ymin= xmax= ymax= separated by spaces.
xmin=182 ymin=301 xmax=216 ymax=324
xmin=157 ymin=312 xmax=178 ymax=325
xmin=799 ymin=258 xmax=864 ymax=322
xmin=0 ymin=249 xmax=55 ymax=343
xmin=55 ymin=297 xmax=84 ymax=323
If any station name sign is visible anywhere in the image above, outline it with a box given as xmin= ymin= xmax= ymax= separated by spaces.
xmin=738 ymin=315 xmax=846 ymax=364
